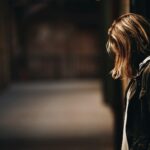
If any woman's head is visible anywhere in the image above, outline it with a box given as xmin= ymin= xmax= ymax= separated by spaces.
xmin=106 ymin=13 xmax=150 ymax=79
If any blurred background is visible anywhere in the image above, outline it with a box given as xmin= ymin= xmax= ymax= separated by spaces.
xmin=0 ymin=0 xmax=150 ymax=150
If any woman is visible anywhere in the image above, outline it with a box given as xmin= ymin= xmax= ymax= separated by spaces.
xmin=106 ymin=13 xmax=150 ymax=150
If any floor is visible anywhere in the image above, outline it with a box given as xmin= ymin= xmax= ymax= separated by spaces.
xmin=0 ymin=80 xmax=114 ymax=150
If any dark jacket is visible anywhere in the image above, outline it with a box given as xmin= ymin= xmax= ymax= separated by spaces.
xmin=125 ymin=59 xmax=150 ymax=150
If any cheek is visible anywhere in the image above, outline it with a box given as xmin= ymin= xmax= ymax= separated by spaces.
xmin=111 ymin=50 xmax=119 ymax=59
xmin=111 ymin=53 xmax=116 ymax=61
xmin=109 ymin=52 xmax=117 ymax=63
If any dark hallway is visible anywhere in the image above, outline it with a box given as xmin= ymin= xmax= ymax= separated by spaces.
xmin=0 ymin=0 xmax=132 ymax=150
xmin=0 ymin=80 xmax=114 ymax=150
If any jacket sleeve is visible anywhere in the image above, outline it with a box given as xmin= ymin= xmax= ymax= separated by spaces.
xmin=129 ymin=63 xmax=150 ymax=150
xmin=130 ymin=64 xmax=150 ymax=150
xmin=144 ymin=64 xmax=150 ymax=111
xmin=139 ymin=63 xmax=150 ymax=99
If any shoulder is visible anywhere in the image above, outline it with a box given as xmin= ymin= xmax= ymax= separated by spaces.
xmin=141 ymin=61 xmax=150 ymax=91
xmin=138 ymin=61 xmax=150 ymax=99
xmin=142 ymin=61 xmax=150 ymax=79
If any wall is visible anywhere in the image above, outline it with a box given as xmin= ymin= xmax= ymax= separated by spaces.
xmin=0 ymin=1 xmax=11 ymax=90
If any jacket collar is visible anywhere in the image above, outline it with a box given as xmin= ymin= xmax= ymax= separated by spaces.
xmin=139 ymin=55 xmax=150 ymax=70
xmin=135 ymin=55 xmax=150 ymax=78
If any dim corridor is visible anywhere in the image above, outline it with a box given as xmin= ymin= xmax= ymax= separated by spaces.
xmin=0 ymin=80 xmax=114 ymax=150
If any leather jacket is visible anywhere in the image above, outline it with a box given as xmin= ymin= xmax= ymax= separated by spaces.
xmin=125 ymin=59 xmax=150 ymax=150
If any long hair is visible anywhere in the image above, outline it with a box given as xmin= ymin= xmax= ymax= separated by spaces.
xmin=106 ymin=13 xmax=150 ymax=79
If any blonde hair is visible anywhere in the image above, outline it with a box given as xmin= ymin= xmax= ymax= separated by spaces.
xmin=106 ymin=13 xmax=150 ymax=79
